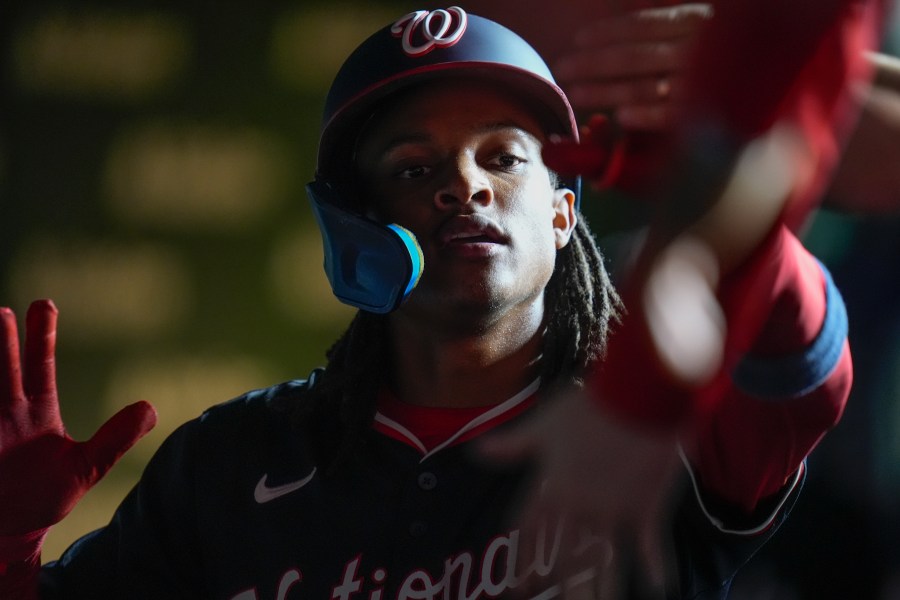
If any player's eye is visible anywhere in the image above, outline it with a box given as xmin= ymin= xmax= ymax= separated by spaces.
xmin=487 ymin=153 xmax=526 ymax=171
xmin=395 ymin=164 xmax=433 ymax=179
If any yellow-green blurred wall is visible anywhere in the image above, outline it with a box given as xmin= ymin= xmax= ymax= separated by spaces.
xmin=1 ymin=0 xmax=420 ymax=560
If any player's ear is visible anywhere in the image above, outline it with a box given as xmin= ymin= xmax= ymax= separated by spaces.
xmin=552 ymin=187 xmax=577 ymax=249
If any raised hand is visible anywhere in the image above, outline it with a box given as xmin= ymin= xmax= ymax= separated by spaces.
xmin=554 ymin=3 xmax=713 ymax=131
xmin=478 ymin=391 xmax=683 ymax=599
xmin=0 ymin=300 xmax=157 ymax=536
xmin=542 ymin=4 xmax=714 ymax=194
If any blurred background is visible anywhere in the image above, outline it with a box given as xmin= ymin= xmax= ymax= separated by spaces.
xmin=1 ymin=0 xmax=404 ymax=559
xmin=2 ymin=1 xmax=899 ymax=598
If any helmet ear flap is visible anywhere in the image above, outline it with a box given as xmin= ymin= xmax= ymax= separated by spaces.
xmin=306 ymin=179 xmax=423 ymax=314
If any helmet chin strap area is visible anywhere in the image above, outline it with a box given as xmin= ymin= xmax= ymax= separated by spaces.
xmin=306 ymin=179 xmax=424 ymax=314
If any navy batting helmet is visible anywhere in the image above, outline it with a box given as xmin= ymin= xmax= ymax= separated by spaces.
xmin=307 ymin=6 xmax=579 ymax=314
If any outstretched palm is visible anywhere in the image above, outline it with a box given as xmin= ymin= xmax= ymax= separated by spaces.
xmin=0 ymin=300 xmax=156 ymax=536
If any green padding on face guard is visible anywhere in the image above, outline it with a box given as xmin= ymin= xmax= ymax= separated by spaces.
xmin=307 ymin=180 xmax=424 ymax=314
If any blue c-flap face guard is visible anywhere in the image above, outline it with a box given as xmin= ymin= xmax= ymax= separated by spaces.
xmin=306 ymin=179 xmax=424 ymax=314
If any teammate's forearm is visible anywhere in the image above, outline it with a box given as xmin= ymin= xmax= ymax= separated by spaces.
xmin=689 ymin=229 xmax=852 ymax=511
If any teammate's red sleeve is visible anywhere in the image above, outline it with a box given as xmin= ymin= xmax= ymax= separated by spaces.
xmin=687 ymin=228 xmax=852 ymax=514
xmin=593 ymin=225 xmax=851 ymax=520
xmin=670 ymin=0 xmax=869 ymax=491
xmin=0 ymin=530 xmax=45 ymax=600
xmin=584 ymin=0 xmax=879 ymax=426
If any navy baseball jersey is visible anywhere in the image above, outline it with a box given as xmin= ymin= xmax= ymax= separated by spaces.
xmin=39 ymin=376 xmax=801 ymax=599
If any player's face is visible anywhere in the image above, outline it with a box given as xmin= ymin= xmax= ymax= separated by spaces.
xmin=355 ymin=79 xmax=576 ymax=325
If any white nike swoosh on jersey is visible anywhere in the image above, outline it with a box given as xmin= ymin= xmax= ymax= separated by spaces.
xmin=254 ymin=468 xmax=317 ymax=504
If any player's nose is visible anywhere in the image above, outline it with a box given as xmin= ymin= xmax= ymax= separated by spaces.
xmin=434 ymin=155 xmax=493 ymax=211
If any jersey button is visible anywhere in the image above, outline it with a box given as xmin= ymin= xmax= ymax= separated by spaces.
xmin=417 ymin=471 xmax=437 ymax=491
xmin=409 ymin=521 xmax=428 ymax=537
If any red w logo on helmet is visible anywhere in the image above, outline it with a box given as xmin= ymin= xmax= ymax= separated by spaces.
xmin=390 ymin=7 xmax=468 ymax=57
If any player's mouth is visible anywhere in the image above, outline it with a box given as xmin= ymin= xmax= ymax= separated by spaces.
xmin=437 ymin=214 xmax=507 ymax=256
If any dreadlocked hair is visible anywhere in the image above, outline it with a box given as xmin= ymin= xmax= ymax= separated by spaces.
xmin=539 ymin=215 xmax=623 ymax=396
xmin=293 ymin=310 xmax=389 ymax=469
xmin=294 ymin=212 xmax=622 ymax=471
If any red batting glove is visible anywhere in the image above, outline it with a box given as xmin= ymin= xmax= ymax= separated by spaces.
xmin=0 ymin=300 xmax=157 ymax=594
xmin=542 ymin=113 xmax=674 ymax=197
xmin=543 ymin=114 xmax=626 ymax=190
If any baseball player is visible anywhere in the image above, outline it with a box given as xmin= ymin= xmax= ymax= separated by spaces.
xmin=0 ymin=4 xmax=878 ymax=598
